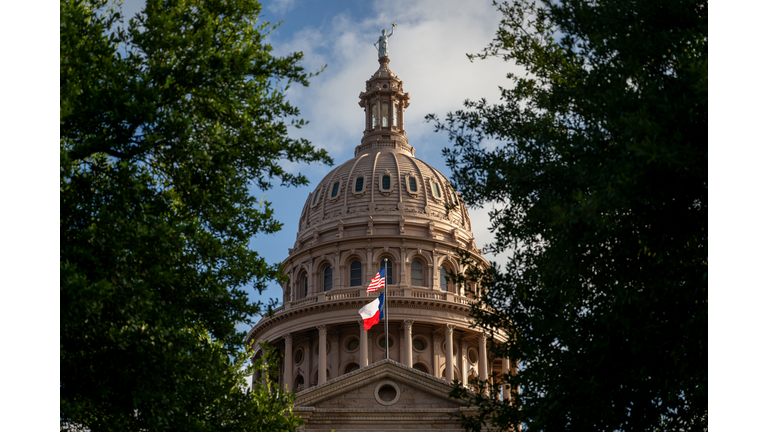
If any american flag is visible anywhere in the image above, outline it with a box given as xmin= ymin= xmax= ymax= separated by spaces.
xmin=367 ymin=268 xmax=386 ymax=293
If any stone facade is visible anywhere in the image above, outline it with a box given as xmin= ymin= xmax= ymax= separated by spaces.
xmin=247 ymin=55 xmax=509 ymax=430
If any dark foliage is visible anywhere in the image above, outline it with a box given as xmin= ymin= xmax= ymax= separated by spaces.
xmin=60 ymin=0 xmax=331 ymax=430
xmin=429 ymin=1 xmax=707 ymax=431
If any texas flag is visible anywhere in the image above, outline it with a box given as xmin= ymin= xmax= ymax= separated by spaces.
xmin=358 ymin=293 xmax=386 ymax=331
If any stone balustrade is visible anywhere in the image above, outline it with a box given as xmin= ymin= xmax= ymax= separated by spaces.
xmin=271 ymin=287 xmax=476 ymax=317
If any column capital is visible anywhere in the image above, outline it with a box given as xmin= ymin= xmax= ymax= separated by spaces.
xmin=445 ymin=324 xmax=456 ymax=335
xmin=358 ymin=319 xmax=366 ymax=331
xmin=403 ymin=319 xmax=414 ymax=330
xmin=317 ymin=324 xmax=328 ymax=335
xmin=283 ymin=333 xmax=293 ymax=344
xmin=477 ymin=332 xmax=488 ymax=343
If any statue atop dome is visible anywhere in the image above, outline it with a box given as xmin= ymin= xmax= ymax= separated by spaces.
xmin=374 ymin=23 xmax=396 ymax=58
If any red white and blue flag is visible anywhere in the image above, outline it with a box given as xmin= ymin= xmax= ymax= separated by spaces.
xmin=358 ymin=293 xmax=386 ymax=331
xmin=367 ymin=267 xmax=386 ymax=293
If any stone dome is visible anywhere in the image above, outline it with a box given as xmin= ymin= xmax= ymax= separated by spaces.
xmin=246 ymin=56 xmax=504 ymax=408
xmin=293 ymin=145 xmax=477 ymax=254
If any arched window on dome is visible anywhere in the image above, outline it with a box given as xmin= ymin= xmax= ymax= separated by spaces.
xmin=355 ymin=176 xmax=364 ymax=192
xmin=382 ymin=175 xmax=391 ymax=190
xmin=323 ymin=266 xmax=333 ymax=292
xmin=371 ymin=104 xmax=378 ymax=128
xmin=299 ymin=272 xmax=308 ymax=298
xmin=382 ymin=102 xmax=389 ymax=127
xmin=408 ymin=176 xmax=417 ymax=192
xmin=380 ymin=259 xmax=393 ymax=285
xmin=350 ymin=260 xmax=362 ymax=287
xmin=411 ymin=261 xmax=424 ymax=287
xmin=440 ymin=266 xmax=450 ymax=292
xmin=431 ymin=181 xmax=442 ymax=199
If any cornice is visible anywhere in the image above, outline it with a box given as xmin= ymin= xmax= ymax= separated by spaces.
xmin=247 ymin=296 xmax=473 ymax=345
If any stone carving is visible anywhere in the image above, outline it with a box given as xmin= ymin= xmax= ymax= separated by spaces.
xmin=373 ymin=24 xmax=396 ymax=58
xmin=428 ymin=221 xmax=437 ymax=239
xmin=399 ymin=217 xmax=406 ymax=235
xmin=367 ymin=216 xmax=374 ymax=235
xmin=336 ymin=222 xmax=344 ymax=239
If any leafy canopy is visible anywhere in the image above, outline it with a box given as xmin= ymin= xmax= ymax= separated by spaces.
xmin=60 ymin=0 xmax=331 ymax=430
xmin=429 ymin=0 xmax=707 ymax=431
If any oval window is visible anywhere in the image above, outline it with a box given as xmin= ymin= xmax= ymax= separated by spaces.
xmin=413 ymin=337 xmax=426 ymax=351
xmin=378 ymin=335 xmax=395 ymax=349
xmin=432 ymin=182 xmax=441 ymax=198
xmin=409 ymin=177 xmax=417 ymax=192
xmin=346 ymin=337 xmax=359 ymax=351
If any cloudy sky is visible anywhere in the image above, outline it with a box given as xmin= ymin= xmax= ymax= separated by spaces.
xmin=118 ymin=0 xmax=524 ymax=328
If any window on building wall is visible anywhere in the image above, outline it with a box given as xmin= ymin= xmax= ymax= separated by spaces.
xmin=393 ymin=104 xmax=398 ymax=127
xmin=302 ymin=273 xmax=308 ymax=298
xmin=323 ymin=266 xmax=333 ymax=291
xmin=452 ymin=191 xmax=459 ymax=206
xmin=312 ymin=191 xmax=320 ymax=206
xmin=440 ymin=266 xmax=449 ymax=291
xmin=355 ymin=177 xmax=364 ymax=192
xmin=380 ymin=259 xmax=393 ymax=284
xmin=331 ymin=182 xmax=340 ymax=198
xmin=382 ymin=175 xmax=391 ymax=190
xmin=432 ymin=182 xmax=441 ymax=198
xmin=411 ymin=261 xmax=424 ymax=287
xmin=409 ymin=177 xmax=417 ymax=192
xmin=371 ymin=104 xmax=378 ymax=127
xmin=382 ymin=103 xmax=389 ymax=127
xmin=350 ymin=260 xmax=362 ymax=286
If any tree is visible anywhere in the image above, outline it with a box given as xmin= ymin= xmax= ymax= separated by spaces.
xmin=60 ymin=0 xmax=331 ymax=430
xmin=429 ymin=1 xmax=707 ymax=431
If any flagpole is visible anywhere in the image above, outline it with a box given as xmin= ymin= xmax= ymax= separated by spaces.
xmin=384 ymin=258 xmax=388 ymax=361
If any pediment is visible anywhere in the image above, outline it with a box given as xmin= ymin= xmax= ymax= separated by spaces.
xmin=294 ymin=359 xmax=462 ymax=409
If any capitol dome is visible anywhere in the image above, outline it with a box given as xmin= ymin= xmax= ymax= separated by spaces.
xmin=247 ymin=55 xmax=510 ymax=429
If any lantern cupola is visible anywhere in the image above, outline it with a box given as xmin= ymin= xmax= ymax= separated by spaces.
xmin=356 ymin=57 xmax=412 ymax=157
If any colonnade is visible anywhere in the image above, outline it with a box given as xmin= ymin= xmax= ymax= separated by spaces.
xmin=262 ymin=320 xmax=509 ymax=394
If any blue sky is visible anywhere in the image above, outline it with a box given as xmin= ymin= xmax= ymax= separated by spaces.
xmin=118 ymin=0 xmax=524 ymax=331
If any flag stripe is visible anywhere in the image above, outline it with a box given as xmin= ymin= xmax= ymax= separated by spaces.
xmin=367 ymin=268 xmax=386 ymax=293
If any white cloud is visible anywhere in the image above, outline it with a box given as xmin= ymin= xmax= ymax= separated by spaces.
xmin=263 ymin=0 xmax=524 ymax=270
xmin=266 ymin=0 xmax=298 ymax=15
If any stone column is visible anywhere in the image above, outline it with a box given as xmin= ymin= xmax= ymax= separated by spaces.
xmin=432 ymin=329 xmax=442 ymax=378
xmin=502 ymin=357 xmax=511 ymax=401
xmin=358 ymin=320 xmax=369 ymax=367
xmin=399 ymin=326 xmax=405 ymax=363
xmin=329 ymin=330 xmax=339 ymax=379
xmin=479 ymin=333 xmax=488 ymax=381
xmin=460 ymin=338 xmax=469 ymax=387
xmin=317 ymin=325 xmax=327 ymax=385
xmin=404 ymin=320 xmax=414 ymax=368
xmin=283 ymin=334 xmax=293 ymax=391
xmin=445 ymin=325 xmax=455 ymax=381
xmin=366 ymin=244 xmax=373 ymax=281
xmin=306 ymin=338 xmax=314 ymax=386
